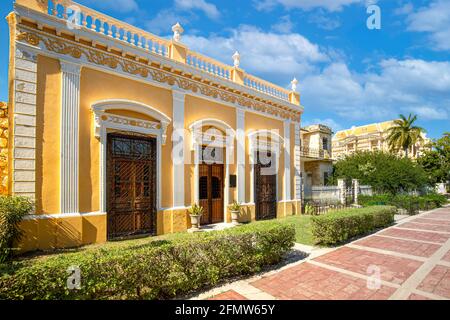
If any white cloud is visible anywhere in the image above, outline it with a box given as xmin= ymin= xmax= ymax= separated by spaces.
xmin=271 ymin=15 xmax=295 ymax=33
xmin=174 ymin=0 xmax=220 ymax=19
xmin=303 ymin=118 xmax=343 ymax=131
xmin=404 ymin=0 xmax=450 ymax=51
xmin=307 ymin=9 xmax=341 ymax=30
xmin=79 ymin=0 xmax=138 ymax=13
xmin=301 ymin=59 xmax=450 ymax=121
xmin=144 ymin=9 xmax=190 ymax=35
xmin=253 ymin=0 xmax=363 ymax=12
xmin=182 ymin=25 xmax=328 ymax=83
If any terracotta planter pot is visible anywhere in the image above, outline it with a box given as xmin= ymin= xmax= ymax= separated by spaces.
xmin=231 ymin=210 xmax=240 ymax=225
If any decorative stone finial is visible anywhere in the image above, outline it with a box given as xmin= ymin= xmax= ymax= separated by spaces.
xmin=291 ymin=77 xmax=298 ymax=92
xmin=172 ymin=22 xmax=184 ymax=42
xmin=232 ymin=51 xmax=240 ymax=68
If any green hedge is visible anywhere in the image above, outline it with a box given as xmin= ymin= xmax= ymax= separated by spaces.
xmin=359 ymin=194 xmax=447 ymax=215
xmin=0 ymin=196 xmax=34 ymax=263
xmin=311 ymin=206 xmax=396 ymax=245
xmin=0 ymin=222 xmax=295 ymax=300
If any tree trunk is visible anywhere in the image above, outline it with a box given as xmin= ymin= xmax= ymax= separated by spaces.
xmin=404 ymin=146 xmax=409 ymax=158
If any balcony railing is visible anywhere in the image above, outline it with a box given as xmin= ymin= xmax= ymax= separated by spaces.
xmin=42 ymin=0 xmax=293 ymax=103
xmin=300 ymin=146 xmax=331 ymax=159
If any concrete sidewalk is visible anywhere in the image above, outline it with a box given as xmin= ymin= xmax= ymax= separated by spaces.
xmin=194 ymin=207 xmax=450 ymax=300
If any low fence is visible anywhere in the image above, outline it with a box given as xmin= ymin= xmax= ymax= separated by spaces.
xmin=302 ymin=181 xmax=374 ymax=215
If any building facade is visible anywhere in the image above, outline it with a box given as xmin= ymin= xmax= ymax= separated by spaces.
xmin=332 ymin=120 xmax=430 ymax=160
xmin=5 ymin=0 xmax=306 ymax=252
xmin=300 ymin=124 xmax=333 ymax=188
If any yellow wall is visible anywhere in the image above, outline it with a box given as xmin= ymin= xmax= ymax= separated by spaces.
xmin=36 ymin=56 xmax=61 ymax=214
xmin=78 ymin=67 xmax=174 ymax=212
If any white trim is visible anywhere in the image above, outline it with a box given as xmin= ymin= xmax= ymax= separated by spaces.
xmin=248 ymin=130 xmax=282 ymax=204
xmin=236 ymin=109 xmax=246 ymax=203
xmin=14 ymin=6 xmax=303 ymax=113
xmin=190 ymin=118 xmax=235 ymax=223
xmin=92 ymin=101 xmax=168 ymax=212
xmin=283 ymin=119 xmax=291 ymax=201
xmin=60 ymin=60 xmax=81 ymax=214
xmin=172 ymin=90 xmax=186 ymax=207
xmin=23 ymin=211 xmax=107 ymax=220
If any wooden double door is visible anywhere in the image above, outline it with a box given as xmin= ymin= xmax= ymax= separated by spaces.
xmin=199 ymin=163 xmax=224 ymax=225
xmin=106 ymin=134 xmax=157 ymax=240
xmin=255 ymin=151 xmax=277 ymax=220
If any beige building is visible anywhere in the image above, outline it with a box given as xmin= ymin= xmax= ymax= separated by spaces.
xmin=300 ymin=124 xmax=333 ymax=188
xmin=332 ymin=120 xmax=430 ymax=160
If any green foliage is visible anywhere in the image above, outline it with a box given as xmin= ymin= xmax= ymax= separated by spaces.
xmin=359 ymin=193 xmax=447 ymax=215
xmin=0 ymin=222 xmax=295 ymax=300
xmin=386 ymin=114 xmax=426 ymax=157
xmin=418 ymin=133 xmax=450 ymax=184
xmin=0 ymin=196 xmax=34 ymax=263
xmin=187 ymin=203 xmax=203 ymax=216
xmin=311 ymin=206 xmax=396 ymax=245
xmin=331 ymin=151 xmax=428 ymax=194
xmin=228 ymin=201 xmax=242 ymax=212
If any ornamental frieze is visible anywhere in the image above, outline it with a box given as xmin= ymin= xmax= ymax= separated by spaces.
xmin=16 ymin=30 xmax=301 ymax=122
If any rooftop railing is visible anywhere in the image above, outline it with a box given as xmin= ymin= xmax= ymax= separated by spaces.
xmin=38 ymin=0 xmax=296 ymax=104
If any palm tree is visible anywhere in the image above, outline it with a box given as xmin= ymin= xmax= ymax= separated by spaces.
xmin=386 ymin=114 xmax=426 ymax=158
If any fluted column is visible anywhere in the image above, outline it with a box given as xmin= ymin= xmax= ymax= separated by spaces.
xmin=60 ymin=60 xmax=81 ymax=214
xmin=172 ymin=90 xmax=186 ymax=207
xmin=294 ymin=122 xmax=302 ymax=200
xmin=283 ymin=119 xmax=291 ymax=201
xmin=236 ymin=109 xmax=246 ymax=203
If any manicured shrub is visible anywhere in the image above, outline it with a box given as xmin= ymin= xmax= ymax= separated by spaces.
xmin=311 ymin=206 xmax=396 ymax=245
xmin=0 ymin=196 xmax=34 ymax=263
xmin=0 ymin=222 xmax=295 ymax=300
xmin=359 ymin=193 xmax=447 ymax=215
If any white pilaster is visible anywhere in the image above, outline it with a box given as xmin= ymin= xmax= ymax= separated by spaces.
xmin=236 ymin=109 xmax=246 ymax=203
xmin=283 ymin=119 xmax=291 ymax=201
xmin=172 ymin=90 xmax=186 ymax=207
xmin=12 ymin=47 xmax=38 ymax=199
xmin=294 ymin=122 xmax=302 ymax=200
xmin=60 ymin=60 xmax=81 ymax=214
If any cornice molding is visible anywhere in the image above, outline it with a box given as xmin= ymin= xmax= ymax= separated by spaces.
xmin=12 ymin=7 xmax=302 ymax=122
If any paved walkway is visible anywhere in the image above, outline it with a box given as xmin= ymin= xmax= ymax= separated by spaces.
xmin=193 ymin=207 xmax=450 ymax=300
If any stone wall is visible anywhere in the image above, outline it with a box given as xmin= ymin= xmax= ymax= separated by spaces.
xmin=0 ymin=102 xmax=8 ymax=195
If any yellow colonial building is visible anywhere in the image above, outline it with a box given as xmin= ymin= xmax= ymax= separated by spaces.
xmin=4 ymin=0 xmax=309 ymax=252
xmin=332 ymin=120 xmax=430 ymax=160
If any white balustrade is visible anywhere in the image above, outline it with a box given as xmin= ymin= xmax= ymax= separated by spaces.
xmin=44 ymin=1 xmax=292 ymax=103
xmin=48 ymin=0 xmax=170 ymax=57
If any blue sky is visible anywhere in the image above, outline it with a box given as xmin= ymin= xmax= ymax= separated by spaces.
xmin=1 ymin=0 xmax=449 ymax=138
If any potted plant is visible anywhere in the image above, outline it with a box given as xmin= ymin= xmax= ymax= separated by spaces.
xmin=229 ymin=201 xmax=242 ymax=225
xmin=188 ymin=203 xmax=203 ymax=232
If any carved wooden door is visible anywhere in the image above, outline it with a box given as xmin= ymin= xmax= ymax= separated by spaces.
xmin=107 ymin=134 xmax=157 ymax=239
xmin=255 ymin=152 xmax=277 ymax=220
xmin=199 ymin=163 xmax=224 ymax=225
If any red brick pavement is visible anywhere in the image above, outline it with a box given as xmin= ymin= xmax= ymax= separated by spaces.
xmin=354 ymin=235 xmax=441 ymax=258
xmin=313 ymin=246 xmax=422 ymax=284
xmin=442 ymin=249 xmax=450 ymax=263
xmin=414 ymin=218 xmax=450 ymax=226
xmin=251 ymin=262 xmax=396 ymax=300
xmin=208 ymin=290 xmax=248 ymax=300
xmin=417 ymin=265 xmax=450 ymax=299
xmin=205 ymin=208 xmax=450 ymax=300
xmin=378 ymin=228 xmax=450 ymax=244
xmin=407 ymin=293 xmax=432 ymax=300
xmin=398 ymin=222 xmax=450 ymax=233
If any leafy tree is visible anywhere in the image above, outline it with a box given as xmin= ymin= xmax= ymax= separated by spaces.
xmin=386 ymin=114 xmax=426 ymax=158
xmin=418 ymin=132 xmax=450 ymax=184
xmin=331 ymin=151 xmax=428 ymax=194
